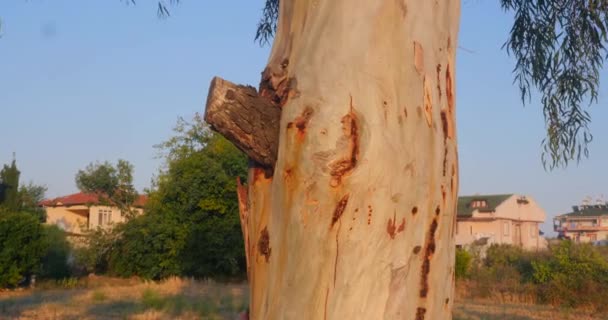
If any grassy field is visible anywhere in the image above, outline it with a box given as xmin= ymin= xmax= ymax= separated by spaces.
xmin=0 ymin=277 xmax=605 ymax=320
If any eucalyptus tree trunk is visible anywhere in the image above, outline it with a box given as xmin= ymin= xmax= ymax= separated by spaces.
xmin=205 ymin=1 xmax=460 ymax=319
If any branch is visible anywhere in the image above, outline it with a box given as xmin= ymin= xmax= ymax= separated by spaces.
xmin=204 ymin=77 xmax=281 ymax=168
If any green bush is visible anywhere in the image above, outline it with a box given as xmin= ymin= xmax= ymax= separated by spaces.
xmin=534 ymin=241 xmax=608 ymax=309
xmin=455 ymin=248 xmax=472 ymax=279
xmin=73 ymin=227 xmax=119 ymax=275
xmin=0 ymin=212 xmax=46 ymax=287
xmin=465 ymin=242 xmax=608 ymax=311
xmin=108 ymin=214 xmax=187 ymax=280
xmin=39 ymin=225 xmax=71 ymax=279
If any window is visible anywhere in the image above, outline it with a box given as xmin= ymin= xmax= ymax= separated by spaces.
xmin=98 ymin=209 xmax=112 ymax=226
xmin=471 ymin=200 xmax=487 ymax=208
xmin=503 ymin=222 xmax=510 ymax=236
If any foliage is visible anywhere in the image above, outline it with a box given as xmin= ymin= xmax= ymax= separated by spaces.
xmin=73 ymin=227 xmax=120 ymax=275
xmin=464 ymin=242 xmax=608 ymax=311
xmin=39 ymin=225 xmax=71 ymax=280
xmin=0 ymin=212 xmax=46 ymax=287
xmin=75 ymin=159 xmax=139 ymax=218
xmin=19 ymin=182 xmax=48 ymax=222
xmin=108 ymin=214 xmax=187 ymax=280
xmin=256 ymin=0 xmax=279 ymax=45
xmin=533 ymin=241 xmax=608 ymax=308
xmin=73 ymin=114 xmax=248 ymax=280
xmin=0 ymin=160 xmax=21 ymax=212
xmin=148 ymin=114 xmax=248 ymax=279
xmin=500 ymin=0 xmax=608 ymax=168
xmin=455 ymin=248 xmax=472 ymax=279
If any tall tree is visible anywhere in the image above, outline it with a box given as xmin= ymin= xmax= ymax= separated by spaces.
xmin=75 ymin=160 xmax=139 ymax=218
xmin=0 ymin=159 xmax=21 ymax=212
xmin=149 ymin=114 xmax=248 ymax=278
xmin=202 ymin=0 xmax=608 ymax=319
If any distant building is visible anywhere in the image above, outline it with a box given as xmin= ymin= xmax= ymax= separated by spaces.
xmin=456 ymin=194 xmax=547 ymax=250
xmin=554 ymin=203 xmax=608 ymax=243
xmin=39 ymin=192 xmax=147 ymax=236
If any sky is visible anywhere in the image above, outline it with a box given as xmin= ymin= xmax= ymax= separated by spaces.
xmin=1 ymin=1 xmax=607 ymax=235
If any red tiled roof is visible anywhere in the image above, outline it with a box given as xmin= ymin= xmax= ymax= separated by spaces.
xmin=39 ymin=192 xmax=148 ymax=208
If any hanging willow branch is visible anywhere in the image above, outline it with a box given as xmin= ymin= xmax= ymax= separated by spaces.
xmin=501 ymin=0 xmax=608 ymax=169
xmin=255 ymin=0 xmax=279 ymax=46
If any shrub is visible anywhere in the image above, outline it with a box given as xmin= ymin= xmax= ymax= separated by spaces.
xmin=72 ymin=227 xmax=118 ymax=275
xmin=0 ymin=212 xmax=46 ymax=287
xmin=108 ymin=214 xmax=187 ymax=280
xmin=39 ymin=225 xmax=71 ymax=279
xmin=455 ymin=248 xmax=471 ymax=279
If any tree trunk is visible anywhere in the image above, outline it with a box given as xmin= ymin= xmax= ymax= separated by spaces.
xmin=207 ymin=1 xmax=460 ymax=319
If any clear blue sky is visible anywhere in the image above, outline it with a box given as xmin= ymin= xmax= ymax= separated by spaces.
xmin=1 ymin=1 xmax=607 ymax=235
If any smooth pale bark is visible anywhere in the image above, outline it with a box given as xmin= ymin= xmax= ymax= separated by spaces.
xmin=207 ymin=0 xmax=460 ymax=319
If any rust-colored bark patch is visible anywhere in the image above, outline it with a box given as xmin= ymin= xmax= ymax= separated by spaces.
xmin=415 ymin=307 xmax=426 ymax=320
xmin=435 ymin=206 xmax=440 ymax=216
xmin=387 ymin=212 xmax=397 ymax=239
xmin=367 ymin=205 xmax=373 ymax=225
xmin=328 ymin=103 xmax=359 ymax=187
xmin=397 ymin=218 xmax=406 ymax=232
xmin=403 ymin=106 xmax=408 ymax=118
xmin=420 ymin=218 xmax=438 ymax=298
xmin=446 ymin=62 xmax=455 ymax=137
xmin=412 ymin=206 xmax=418 ymax=215
xmin=436 ymin=64 xmax=442 ymax=101
xmin=423 ymin=78 xmax=433 ymax=127
xmin=413 ymin=245 xmax=422 ymax=254
xmin=258 ymin=227 xmax=271 ymax=263
xmin=288 ymin=106 xmax=314 ymax=141
xmin=414 ymin=42 xmax=424 ymax=75
xmin=331 ymin=194 xmax=350 ymax=228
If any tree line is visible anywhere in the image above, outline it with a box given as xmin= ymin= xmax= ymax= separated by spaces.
xmin=0 ymin=113 xmax=248 ymax=287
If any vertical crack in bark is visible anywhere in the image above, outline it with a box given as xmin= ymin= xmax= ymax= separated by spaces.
xmin=420 ymin=217 xmax=438 ymax=298
xmin=328 ymin=98 xmax=360 ymax=187
xmin=331 ymin=194 xmax=350 ymax=229
xmin=441 ymin=111 xmax=449 ymax=177
xmin=387 ymin=211 xmax=406 ymax=239
xmin=436 ymin=64 xmax=442 ymax=101
xmin=334 ymin=219 xmax=341 ymax=287
xmin=423 ymin=78 xmax=433 ymax=127
xmin=236 ymin=177 xmax=250 ymax=273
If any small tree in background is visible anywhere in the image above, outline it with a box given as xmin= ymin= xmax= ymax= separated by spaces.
xmin=76 ymin=159 xmax=139 ymax=218
xmin=0 ymin=159 xmax=21 ymax=213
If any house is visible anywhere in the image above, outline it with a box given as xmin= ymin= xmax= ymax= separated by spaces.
xmin=554 ymin=203 xmax=608 ymax=243
xmin=456 ymin=194 xmax=546 ymax=250
xmin=39 ymin=192 xmax=147 ymax=236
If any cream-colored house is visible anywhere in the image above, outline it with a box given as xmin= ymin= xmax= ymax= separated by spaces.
xmin=40 ymin=192 xmax=147 ymax=236
xmin=456 ymin=194 xmax=547 ymax=250
xmin=554 ymin=203 xmax=608 ymax=243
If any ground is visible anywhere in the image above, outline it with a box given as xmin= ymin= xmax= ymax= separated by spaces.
xmin=0 ymin=277 xmax=604 ymax=319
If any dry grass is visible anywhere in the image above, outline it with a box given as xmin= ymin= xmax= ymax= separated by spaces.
xmin=453 ymin=299 xmax=606 ymax=320
xmin=1 ymin=277 xmax=606 ymax=319
xmin=0 ymin=276 xmax=248 ymax=320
